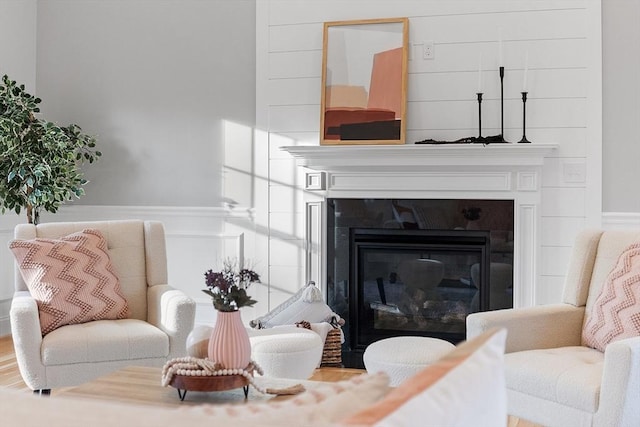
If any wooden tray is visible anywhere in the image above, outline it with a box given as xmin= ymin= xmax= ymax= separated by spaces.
xmin=169 ymin=370 xmax=253 ymax=401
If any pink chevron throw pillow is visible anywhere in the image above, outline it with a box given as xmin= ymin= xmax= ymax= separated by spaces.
xmin=582 ymin=242 xmax=640 ymax=352
xmin=10 ymin=229 xmax=128 ymax=336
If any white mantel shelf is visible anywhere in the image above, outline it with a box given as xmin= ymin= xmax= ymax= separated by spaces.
xmin=282 ymin=143 xmax=558 ymax=171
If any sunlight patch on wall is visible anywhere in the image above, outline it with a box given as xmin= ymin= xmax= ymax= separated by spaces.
xmin=223 ymin=120 xmax=256 ymax=208
xmin=267 ymin=132 xmax=306 ymax=240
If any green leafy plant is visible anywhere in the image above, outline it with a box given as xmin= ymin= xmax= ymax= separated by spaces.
xmin=203 ymin=259 xmax=260 ymax=312
xmin=0 ymin=74 xmax=101 ymax=224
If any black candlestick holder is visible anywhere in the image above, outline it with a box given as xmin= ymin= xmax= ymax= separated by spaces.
xmin=519 ymin=91 xmax=530 ymax=143
xmin=499 ymin=66 xmax=507 ymax=142
xmin=476 ymin=92 xmax=483 ymax=138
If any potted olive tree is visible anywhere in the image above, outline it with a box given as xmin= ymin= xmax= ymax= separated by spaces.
xmin=0 ymin=75 xmax=101 ymax=224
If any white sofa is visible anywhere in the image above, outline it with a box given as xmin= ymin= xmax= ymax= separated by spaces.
xmin=9 ymin=220 xmax=196 ymax=393
xmin=467 ymin=229 xmax=640 ymax=427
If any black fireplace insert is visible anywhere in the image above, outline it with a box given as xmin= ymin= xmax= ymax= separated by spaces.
xmin=350 ymin=229 xmax=490 ymax=353
xmin=325 ymin=198 xmax=514 ymax=368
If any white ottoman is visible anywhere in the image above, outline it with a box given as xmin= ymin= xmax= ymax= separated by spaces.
xmin=363 ymin=336 xmax=455 ymax=386
xmin=248 ymin=326 xmax=323 ymax=380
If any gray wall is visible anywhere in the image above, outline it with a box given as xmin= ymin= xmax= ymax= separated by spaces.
xmin=0 ymin=0 xmax=36 ymax=92
xmin=1 ymin=0 xmax=639 ymax=213
xmin=35 ymin=0 xmax=256 ymax=207
xmin=602 ymin=0 xmax=640 ymax=213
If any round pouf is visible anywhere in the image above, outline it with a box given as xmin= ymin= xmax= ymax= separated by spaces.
xmin=363 ymin=337 xmax=455 ymax=386
xmin=249 ymin=326 xmax=323 ymax=380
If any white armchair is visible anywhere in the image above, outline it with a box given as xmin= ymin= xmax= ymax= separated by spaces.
xmin=467 ymin=229 xmax=640 ymax=427
xmin=9 ymin=220 xmax=196 ymax=393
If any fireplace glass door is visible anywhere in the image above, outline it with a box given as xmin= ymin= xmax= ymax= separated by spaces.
xmin=350 ymin=229 xmax=491 ymax=352
xmin=326 ymin=198 xmax=514 ymax=367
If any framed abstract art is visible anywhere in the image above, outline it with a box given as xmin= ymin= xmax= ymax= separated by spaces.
xmin=320 ymin=18 xmax=409 ymax=145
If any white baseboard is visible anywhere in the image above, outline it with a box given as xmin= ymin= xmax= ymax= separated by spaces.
xmin=602 ymin=212 xmax=640 ymax=229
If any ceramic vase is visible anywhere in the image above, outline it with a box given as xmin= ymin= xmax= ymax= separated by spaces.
xmin=207 ymin=310 xmax=251 ymax=370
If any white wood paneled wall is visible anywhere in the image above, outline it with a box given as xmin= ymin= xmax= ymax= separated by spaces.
xmin=257 ymin=0 xmax=602 ymax=307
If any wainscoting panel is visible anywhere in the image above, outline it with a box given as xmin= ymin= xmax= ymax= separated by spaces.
xmin=602 ymin=212 xmax=640 ymax=230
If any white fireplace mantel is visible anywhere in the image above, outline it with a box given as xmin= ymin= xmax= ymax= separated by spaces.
xmin=283 ymin=143 xmax=557 ymax=170
xmin=282 ymin=143 xmax=558 ymax=309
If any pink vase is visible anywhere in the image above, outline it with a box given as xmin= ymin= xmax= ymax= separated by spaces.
xmin=208 ymin=310 xmax=251 ymax=370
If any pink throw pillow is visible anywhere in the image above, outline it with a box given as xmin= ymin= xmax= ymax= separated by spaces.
xmin=10 ymin=229 xmax=128 ymax=335
xmin=582 ymin=242 xmax=640 ymax=352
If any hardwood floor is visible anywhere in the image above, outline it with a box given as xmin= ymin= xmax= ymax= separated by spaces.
xmin=0 ymin=335 xmax=540 ymax=426
xmin=0 ymin=335 xmax=28 ymax=390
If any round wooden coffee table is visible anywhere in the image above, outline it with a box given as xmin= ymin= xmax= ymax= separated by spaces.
xmin=169 ymin=373 xmax=251 ymax=401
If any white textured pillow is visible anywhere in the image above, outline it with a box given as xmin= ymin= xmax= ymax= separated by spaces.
xmin=250 ymin=282 xmax=338 ymax=329
xmin=340 ymin=328 xmax=508 ymax=427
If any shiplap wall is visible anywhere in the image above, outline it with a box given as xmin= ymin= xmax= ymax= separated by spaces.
xmin=256 ymin=0 xmax=602 ymax=307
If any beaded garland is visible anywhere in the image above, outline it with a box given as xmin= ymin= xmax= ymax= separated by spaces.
xmin=161 ymin=357 xmax=268 ymax=393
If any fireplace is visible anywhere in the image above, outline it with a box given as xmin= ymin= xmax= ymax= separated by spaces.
xmin=351 ymin=228 xmax=491 ymax=342
xmin=327 ymin=198 xmax=513 ymax=367
xmin=282 ymin=143 xmax=557 ymax=367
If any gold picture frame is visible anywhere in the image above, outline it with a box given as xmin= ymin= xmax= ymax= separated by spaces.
xmin=320 ymin=17 xmax=409 ymax=145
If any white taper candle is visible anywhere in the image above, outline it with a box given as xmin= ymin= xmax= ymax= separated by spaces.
xmin=477 ymin=54 xmax=483 ymax=92
xmin=523 ymin=52 xmax=529 ymax=91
